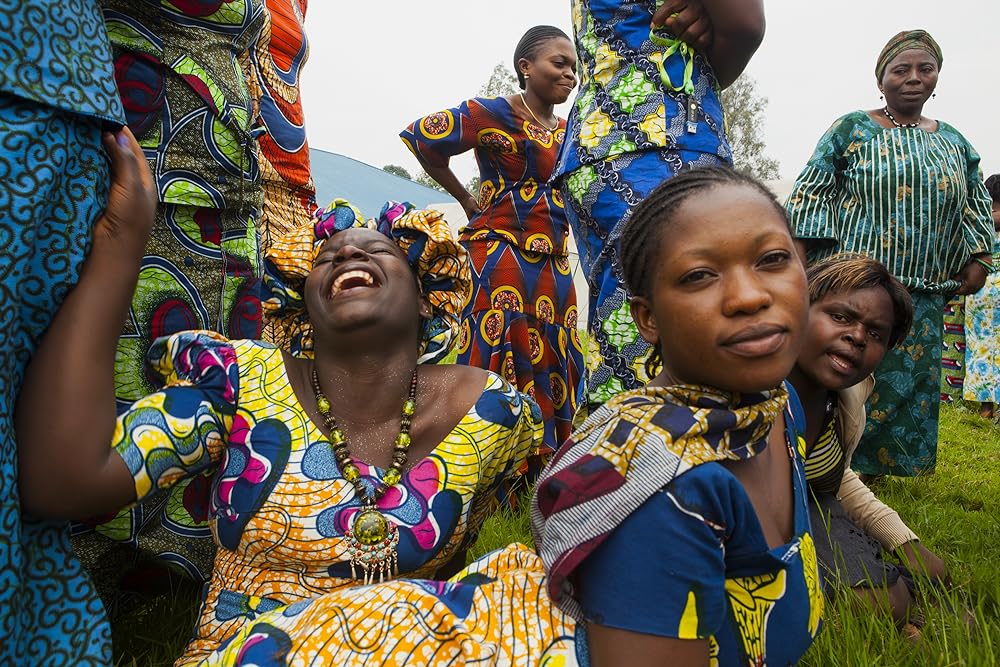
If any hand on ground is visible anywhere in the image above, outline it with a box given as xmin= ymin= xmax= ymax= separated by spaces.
xmin=896 ymin=541 xmax=948 ymax=582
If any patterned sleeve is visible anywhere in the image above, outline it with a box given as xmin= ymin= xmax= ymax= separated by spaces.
xmin=956 ymin=133 xmax=997 ymax=256
xmin=399 ymin=99 xmax=481 ymax=168
xmin=785 ymin=114 xmax=855 ymax=248
xmin=576 ymin=467 xmax=750 ymax=639
xmin=112 ymin=330 xmax=239 ymax=504
xmin=471 ymin=373 xmax=543 ymax=493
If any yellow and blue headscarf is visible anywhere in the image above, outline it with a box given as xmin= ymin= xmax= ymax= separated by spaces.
xmin=875 ymin=29 xmax=943 ymax=80
xmin=263 ymin=199 xmax=471 ymax=362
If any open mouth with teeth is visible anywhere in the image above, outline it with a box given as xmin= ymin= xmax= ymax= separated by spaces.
xmin=827 ymin=351 xmax=857 ymax=373
xmin=329 ymin=269 xmax=380 ymax=298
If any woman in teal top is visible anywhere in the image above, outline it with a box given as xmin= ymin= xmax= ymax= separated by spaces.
xmin=785 ymin=30 xmax=995 ymax=478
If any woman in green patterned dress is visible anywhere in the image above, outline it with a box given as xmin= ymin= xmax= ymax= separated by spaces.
xmin=786 ymin=30 xmax=996 ymax=478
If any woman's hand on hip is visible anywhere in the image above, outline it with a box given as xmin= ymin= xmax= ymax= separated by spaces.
xmin=460 ymin=193 xmax=482 ymax=220
xmin=953 ymin=257 xmax=990 ymax=295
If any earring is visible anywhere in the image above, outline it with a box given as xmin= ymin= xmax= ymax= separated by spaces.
xmin=879 ymin=94 xmax=884 ymax=100
xmin=932 ymin=93 xmax=937 ymax=99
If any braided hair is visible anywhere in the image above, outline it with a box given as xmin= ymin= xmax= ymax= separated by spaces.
xmin=618 ymin=166 xmax=790 ymax=378
xmin=513 ymin=26 xmax=571 ymax=89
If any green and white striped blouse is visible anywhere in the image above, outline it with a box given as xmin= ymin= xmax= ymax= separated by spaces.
xmin=786 ymin=110 xmax=995 ymax=292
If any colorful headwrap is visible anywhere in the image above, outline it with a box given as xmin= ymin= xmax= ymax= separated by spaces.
xmin=875 ymin=29 xmax=943 ymax=80
xmin=263 ymin=199 xmax=471 ymax=363
xmin=530 ymin=383 xmax=789 ymax=619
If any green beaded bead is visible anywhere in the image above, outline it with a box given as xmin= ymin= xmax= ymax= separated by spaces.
xmin=383 ymin=468 xmax=401 ymax=486
xmin=317 ymin=396 xmax=330 ymax=413
xmin=402 ymin=399 xmax=416 ymax=416
xmin=394 ymin=432 xmax=411 ymax=447
xmin=330 ymin=429 xmax=345 ymax=444
xmin=342 ymin=463 xmax=360 ymax=482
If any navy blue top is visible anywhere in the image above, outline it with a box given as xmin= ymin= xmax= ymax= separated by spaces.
xmin=576 ymin=387 xmax=823 ymax=666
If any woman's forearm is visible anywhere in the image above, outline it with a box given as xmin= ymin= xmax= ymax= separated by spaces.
xmin=701 ymin=0 xmax=765 ymax=88
xmin=16 ymin=129 xmax=154 ymax=518
xmin=16 ymin=241 xmax=142 ymax=517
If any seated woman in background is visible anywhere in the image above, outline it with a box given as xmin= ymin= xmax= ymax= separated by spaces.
xmin=15 ymin=131 xmax=542 ymax=664
xmin=789 ymin=254 xmax=948 ymax=630
xmin=532 ymin=167 xmax=824 ymax=666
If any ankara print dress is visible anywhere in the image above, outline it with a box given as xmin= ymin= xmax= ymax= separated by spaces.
xmin=402 ymin=97 xmax=584 ymax=454
xmin=73 ymin=0 xmax=269 ymax=595
xmin=248 ymin=0 xmax=317 ymax=250
xmin=940 ymin=295 xmax=966 ymax=401
xmin=109 ymin=331 xmax=542 ymax=664
xmin=964 ymin=256 xmax=1000 ymax=404
xmin=532 ymin=384 xmax=823 ymax=667
xmin=0 ymin=1 xmax=125 ymax=662
xmin=786 ymin=111 xmax=995 ymax=476
xmin=552 ymin=0 xmax=732 ymax=409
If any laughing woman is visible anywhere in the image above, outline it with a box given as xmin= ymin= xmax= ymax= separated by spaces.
xmin=15 ymin=169 xmax=546 ymax=663
xmin=786 ymin=30 xmax=996 ymax=478
xmin=401 ymin=25 xmax=583 ymax=458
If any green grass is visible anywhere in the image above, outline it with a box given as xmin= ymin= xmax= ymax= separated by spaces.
xmin=114 ymin=402 xmax=1000 ymax=665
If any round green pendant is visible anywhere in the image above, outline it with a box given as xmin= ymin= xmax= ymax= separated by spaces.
xmin=352 ymin=508 xmax=389 ymax=546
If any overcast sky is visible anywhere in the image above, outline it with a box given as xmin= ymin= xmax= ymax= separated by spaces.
xmin=300 ymin=1 xmax=999 ymax=190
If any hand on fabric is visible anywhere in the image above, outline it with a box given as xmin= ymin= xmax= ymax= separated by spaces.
xmin=92 ymin=128 xmax=156 ymax=260
xmin=895 ymin=541 xmax=949 ymax=582
xmin=651 ymin=0 xmax=714 ymax=52
xmin=952 ymin=257 xmax=990 ymax=295
xmin=460 ymin=193 xmax=482 ymax=221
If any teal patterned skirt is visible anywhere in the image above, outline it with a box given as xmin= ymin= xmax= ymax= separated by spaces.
xmin=853 ymin=292 xmax=943 ymax=477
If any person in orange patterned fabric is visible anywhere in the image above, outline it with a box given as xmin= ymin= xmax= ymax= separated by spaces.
xmin=249 ymin=0 xmax=318 ymax=248
xmin=401 ymin=26 xmax=583 ymax=462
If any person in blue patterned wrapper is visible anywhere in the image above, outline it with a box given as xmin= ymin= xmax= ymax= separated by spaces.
xmin=553 ymin=0 xmax=765 ymax=410
xmin=0 ymin=1 xmax=125 ymax=663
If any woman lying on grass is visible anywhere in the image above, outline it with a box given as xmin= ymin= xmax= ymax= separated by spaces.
xmin=790 ymin=254 xmax=949 ymax=631
xmin=531 ymin=167 xmax=824 ymax=666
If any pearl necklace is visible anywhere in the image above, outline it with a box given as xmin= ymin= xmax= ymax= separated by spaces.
xmin=312 ymin=367 xmax=418 ymax=584
xmin=519 ymin=92 xmax=559 ymax=132
xmin=883 ymin=106 xmax=920 ymax=129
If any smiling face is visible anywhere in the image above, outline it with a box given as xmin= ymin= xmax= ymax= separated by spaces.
xmin=521 ymin=37 xmax=577 ymax=105
xmin=304 ymin=228 xmax=427 ymax=343
xmin=630 ymin=185 xmax=808 ymax=393
xmin=795 ymin=287 xmax=893 ymax=391
xmin=879 ymin=48 xmax=939 ymax=115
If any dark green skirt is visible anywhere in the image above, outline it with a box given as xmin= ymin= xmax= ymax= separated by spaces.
xmin=853 ymin=292 xmax=943 ymax=477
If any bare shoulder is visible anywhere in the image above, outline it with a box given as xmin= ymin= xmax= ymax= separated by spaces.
xmin=417 ymin=364 xmax=493 ymax=416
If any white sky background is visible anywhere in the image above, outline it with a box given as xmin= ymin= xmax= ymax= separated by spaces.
xmin=300 ymin=1 xmax=1000 ymax=188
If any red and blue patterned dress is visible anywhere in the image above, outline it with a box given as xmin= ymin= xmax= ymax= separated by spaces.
xmin=402 ymin=97 xmax=584 ymax=455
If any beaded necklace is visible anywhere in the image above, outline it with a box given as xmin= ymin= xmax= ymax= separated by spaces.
xmin=312 ymin=367 xmax=418 ymax=583
xmin=883 ymin=106 xmax=920 ymax=128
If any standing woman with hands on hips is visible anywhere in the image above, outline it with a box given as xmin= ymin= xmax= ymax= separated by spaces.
xmin=786 ymin=30 xmax=996 ymax=479
xmin=401 ymin=26 xmax=584 ymax=459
